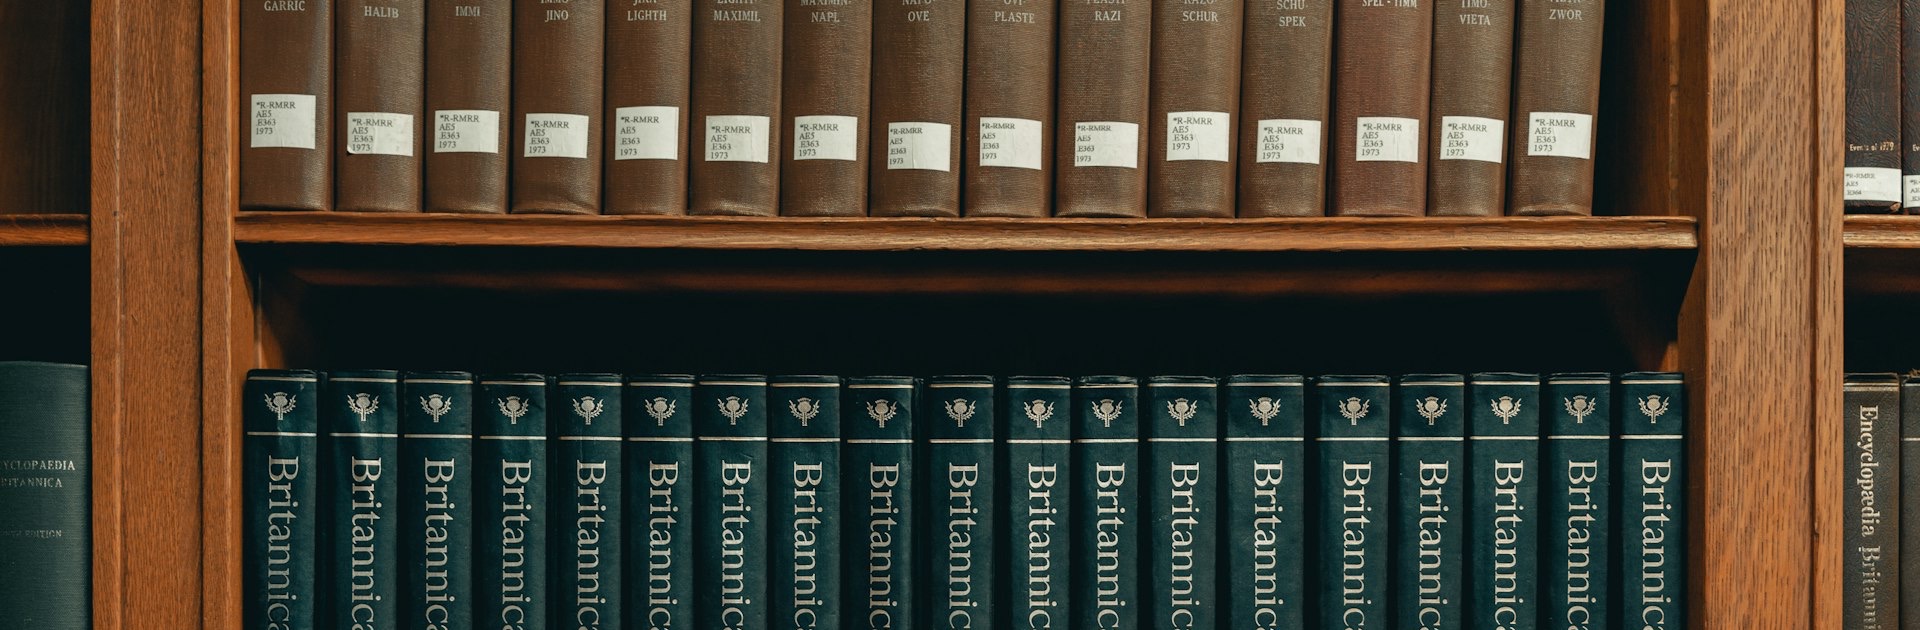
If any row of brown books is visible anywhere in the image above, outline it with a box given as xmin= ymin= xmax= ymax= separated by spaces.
xmin=241 ymin=0 xmax=1605 ymax=218
xmin=1844 ymin=0 xmax=1918 ymax=213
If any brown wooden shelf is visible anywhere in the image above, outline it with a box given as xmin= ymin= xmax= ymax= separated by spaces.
xmin=234 ymin=212 xmax=1697 ymax=252
xmin=0 ymin=213 xmax=87 ymax=246
xmin=1844 ymin=215 xmax=1920 ymax=248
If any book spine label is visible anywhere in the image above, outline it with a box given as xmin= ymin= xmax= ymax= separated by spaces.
xmin=1847 ymin=377 xmax=1899 ymax=630
xmin=400 ymin=374 xmax=475 ymax=629
xmin=1543 ymin=375 xmax=1612 ymax=630
xmin=1314 ymin=377 xmax=1390 ymax=630
xmin=239 ymin=0 xmax=332 ymax=209
xmin=1426 ymin=0 xmax=1514 ymax=216
xmin=474 ymin=376 xmax=547 ymax=630
xmin=1223 ymin=376 xmax=1306 ymax=629
xmin=1904 ymin=377 xmax=1920 ymax=630
xmin=423 ymin=0 xmax=511 ymax=213
xmin=243 ymin=371 xmax=321 ymax=628
xmin=1508 ymin=0 xmax=1605 ymax=216
xmin=607 ymin=0 xmax=695 ymax=214
xmin=868 ymin=0 xmax=966 ymax=217
xmin=845 ymin=379 xmax=917 ymax=627
xmin=556 ymin=377 xmax=624 ymax=629
xmin=697 ymin=377 xmax=771 ymax=628
xmin=1392 ymin=376 xmax=1464 ymax=630
xmin=1467 ymin=374 xmax=1540 ymax=630
xmin=962 ymin=0 xmax=1056 ymax=217
xmin=1053 ymin=0 xmax=1152 ymax=217
xmin=1074 ymin=378 xmax=1140 ymax=627
xmin=1004 ymin=378 xmax=1073 ymax=628
xmin=335 ymin=0 xmax=426 ymax=212
xmin=627 ymin=378 xmax=698 ymax=628
xmin=770 ymin=378 xmax=843 ymax=629
xmin=1619 ymin=373 xmax=1686 ymax=630
xmin=0 ymin=363 xmax=89 ymax=628
xmin=1330 ymin=0 xmax=1432 ymax=216
xmin=1845 ymin=0 xmax=1904 ymax=211
xmin=690 ymin=0 xmax=784 ymax=215
xmin=1146 ymin=378 xmax=1219 ymax=628
xmin=1237 ymin=0 xmax=1332 ymax=216
xmin=510 ymin=0 xmax=605 ymax=214
xmin=780 ymin=0 xmax=873 ymax=216
xmin=323 ymin=372 xmax=402 ymax=630
xmin=1146 ymin=0 xmax=1243 ymax=218
xmin=926 ymin=378 xmax=997 ymax=627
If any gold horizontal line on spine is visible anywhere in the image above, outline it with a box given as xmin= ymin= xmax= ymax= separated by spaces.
xmin=1547 ymin=435 xmax=1609 ymax=440
xmin=847 ymin=384 xmax=915 ymax=389
xmin=1006 ymin=384 xmax=1072 ymax=390
xmin=1077 ymin=384 xmax=1137 ymax=389
xmin=1224 ymin=436 xmax=1304 ymax=442
xmin=1619 ymin=434 xmax=1684 ymax=440
xmin=1315 ymin=436 xmax=1388 ymax=441
xmin=1397 ymin=382 xmax=1462 ymax=386
xmin=628 ymin=437 xmax=695 ymax=442
xmin=1148 ymin=383 xmax=1217 ymax=388
xmin=1396 ymin=436 xmax=1464 ymax=442
xmin=846 ymin=438 xmax=913 ymax=444
xmin=402 ymin=378 xmax=472 ymax=385
xmin=1147 ymin=437 xmax=1216 ymax=442
xmin=1231 ymin=382 xmax=1305 ymax=387
xmin=478 ymin=435 xmax=546 ymax=441
xmin=770 ymin=383 xmax=840 ymax=388
xmin=329 ymin=432 xmax=398 ymax=438
xmin=628 ymin=382 xmax=696 ymax=388
xmin=480 ymin=380 xmax=544 ymax=386
xmin=1846 ymin=386 xmax=1900 ymax=392
xmin=1620 ymin=379 xmax=1684 ymax=385
xmin=402 ymin=433 xmax=473 ymax=439
xmin=556 ymin=381 xmax=622 ymax=387
xmin=1470 ymin=436 xmax=1539 ymax=441
xmin=557 ymin=435 xmax=622 ymax=441
xmin=1074 ymin=438 xmax=1139 ymax=443
xmin=698 ymin=436 xmax=770 ymax=442
xmin=1006 ymin=438 xmax=1071 ymax=444
xmin=929 ymin=438 xmax=994 ymax=444
xmin=246 ymin=431 xmax=317 ymax=437
xmin=1552 ymin=380 xmax=1613 ymax=385
xmin=248 ymin=376 xmax=317 ymax=383
xmin=330 ymin=377 xmax=398 ymax=383
xmin=699 ymin=381 xmax=767 ymax=387
xmin=771 ymin=437 xmax=839 ymax=443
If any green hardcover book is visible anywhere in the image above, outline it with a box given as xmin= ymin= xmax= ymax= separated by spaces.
xmin=1467 ymin=372 xmax=1540 ymax=630
xmin=1145 ymin=376 xmax=1218 ymax=629
xmin=1393 ymin=374 xmax=1464 ymax=630
xmin=400 ymin=371 xmax=475 ymax=629
xmin=844 ymin=376 xmax=917 ymax=629
xmin=1620 ymin=372 xmax=1685 ymax=629
xmin=1074 ymin=375 xmax=1140 ymax=629
xmin=322 ymin=369 xmax=401 ymax=630
xmin=697 ymin=374 xmax=770 ymax=629
xmin=1003 ymin=376 xmax=1072 ymax=629
xmin=556 ymin=374 xmax=624 ymax=629
xmin=0 ymin=362 xmax=89 ymax=630
xmin=1314 ymin=375 xmax=1390 ymax=630
xmin=627 ymin=375 xmax=697 ymax=629
xmin=246 ymin=369 xmax=317 ymax=629
xmin=926 ymin=375 xmax=997 ymax=628
xmin=770 ymin=375 xmax=843 ymax=629
xmin=475 ymin=374 xmax=547 ymax=630
xmin=1544 ymin=372 xmax=1614 ymax=630
xmin=1903 ymin=375 xmax=1920 ymax=630
xmin=1223 ymin=375 xmax=1305 ymax=630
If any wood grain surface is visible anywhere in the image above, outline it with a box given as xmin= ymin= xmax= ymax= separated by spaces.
xmin=0 ymin=214 xmax=88 ymax=246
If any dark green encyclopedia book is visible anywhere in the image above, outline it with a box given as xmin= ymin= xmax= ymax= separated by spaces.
xmin=556 ymin=374 xmax=624 ymax=629
xmin=1620 ymin=372 xmax=1685 ymax=630
xmin=1314 ymin=375 xmax=1389 ymax=630
xmin=1393 ymin=374 xmax=1463 ymax=630
xmin=1003 ymin=376 xmax=1072 ymax=629
xmin=1904 ymin=375 xmax=1920 ymax=630
xmin=770 ymin=375 xmax=843 ymax=629
xmin=1224 ymin=375 xmax=1305 ymax=630
xmin=1848 ymin=374 xmax=1900 ymax=630
xmin=926 ymin=375 xmax=996 ymax=628
xmin=697 ymin=375 xmax=771 ymax=629
xmin=1467 ymin=372 xmax=1540 ymax=630
xmin=475 ymin=374 xmax=547 ymax=630
xmin=0 ymin=362 xmax=89 ymax=630
xmin=322 ymin=370 xmax=401 ymax=630
xmin=400 ymin=371 xmax=474 ymax=629
xmin=1074 ymin=375 xmax=1140 ymax=629
xmin=1145 ymin=376 xmax=1218 ymax=629
xmin=627 ymin=375 xmax=696 ymax=628
xmin=243 ymin=369 xmax=319 ymax=630
xmin=1544 ymin=373 xmax=1614 ymax=630
xmin=845 ymin=376 xmax=917 ymax=629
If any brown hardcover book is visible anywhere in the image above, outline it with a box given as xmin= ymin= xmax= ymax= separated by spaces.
xmin=1148 ymin=0 xmax=1242 ymax=217
xmin=1509 ymin=0 xmax=1604 ymax=216
xmin=240 ymin=0 xmax=332 ymax=211
xmin=1331 ymin=0 xmax=1432 ymax=216
xmin=511 ymin=0 xmax=604 ymax=215
xmin=1847 ymin=0 xmax=1902 ymax=212
xmin=779 ymin=0 xmax=872 ymax=216
xmin=607 ymin=0 xmax=694 ymax=215
xmin=1427 ymin=0 xmax=1513 ymax=216
xmin=962 ymin=0 xmax=1055 ymax=217
xmin=336 ymin=0 xmax=426 ymax=213
xmin=868 ymin=0 xmax=966 ymax=217
xmin=1237 ymin=0 xmax=1332 ymax=217
xmin=423 ymin=0 xmax=510 ymax=214
xmin=689 ymin=0 xmax=783 ymax=215
xmin=1905 ymin=0 xmax=1920 ymax=213
xmin=1054 ymin=0 xmax=1151 ymax=217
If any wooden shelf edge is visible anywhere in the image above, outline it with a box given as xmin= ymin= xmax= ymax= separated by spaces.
xmin=1843 ymin=215 xmax=1920 ymax=248
xmin=0 ymin=214 xmax=89 ymax=246
xmin=234 ymin=212 xmax=1699 ymax=252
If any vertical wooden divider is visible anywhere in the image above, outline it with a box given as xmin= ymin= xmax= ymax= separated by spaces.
xmin=1812 ymin=0 xmax=1846 ymax=627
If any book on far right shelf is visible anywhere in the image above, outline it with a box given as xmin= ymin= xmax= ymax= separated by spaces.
xmin=1619 ymin=372 xmax=1687 ymax=630
xmin=1845 ymin=0 xmax=1904 ymax=213
xmin=1509 ymin=0 xmax=1605 ymax=216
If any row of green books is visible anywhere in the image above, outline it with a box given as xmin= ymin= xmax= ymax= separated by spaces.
xmin=1842 ymin=374 xmax=1919 ymax=630
xmin=242 ymin=369 xmax=1686 ymax=629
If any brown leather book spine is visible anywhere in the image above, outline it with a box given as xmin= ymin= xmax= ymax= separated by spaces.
xmin=1426 ymin=0 xmax=1513 ymax=216
xmin=511 ymin=0 xmax=604 ymax=215
xmin=689 ymin=0 xmax=783 ymax=215
xmin=1330 ymin=0 xmax=1432 ymax=216
xmin=424 ymin=0 xmax=511 ymax=214
xmin=1054 ymin=0 xmax=1152 ymax=217
xmin=1847 ymin=0 xmax=1902 ymax=213
xmin=336 ymin=0 xmax=426 ymax=213
xmin=1904 ymin=0 xmax=1920 ymax=213
xmin=1508 ymin=0 xmax=1603 ymax=216
xmin=868 ymin=0 xmax=966 ymax=217
xmin=1148 ymin=0 xmax=1242 ymax=217
xmin=607 ymin=0 xmax=694 ymax=215
xmin=1236 ymin=0 xmax=1332 ymax=217
xmin=962 ymin=0 xmax=1055 ymax=217
xmin=779 ymin=0 xmax=872 ymax=216
xmin=240 ymin=0 xmax=332 ymax=211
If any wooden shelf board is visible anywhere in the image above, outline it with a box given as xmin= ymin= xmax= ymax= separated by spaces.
xmin=0 ymin=213 xmax=87 ymax=246
xmin=1845 ymin=215 xmax=1920 ymax=248
xmin=234 ymin=212 xmax=1697 ymax=252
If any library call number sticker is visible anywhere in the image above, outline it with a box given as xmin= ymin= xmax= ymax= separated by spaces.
xmin=1166 ymin=111 xmax=1230 ymax=162
xmin=1526 ymin=111 xmax=1594 ymax=160
xmin=522 ymin=113 xmax=590 ymax=159
xmin=706 ymin=115 xmax=771 ymax=163
xmin=978 ymin=117 xmax=1043 ymax=170
xmin=1438 ymin=115 xmax=1504 ymax=163
xmin=794 ymin=115 xmax=859 ymax=162
xmin=1256 ymin=119 xmax=1321 ymax=165
xmin=346 ymin=112 xmax=415 ymax=157
xmin=1354 ymin=116 xmax=1419 ymax=162
xmin=887 ymin=122 xmax=952 ymax=171
xmin=434 ymin=110 xmax=500 ymax=154
xmin=1075 ymin=121 xmax=1140 ymax=169
xmin=615 ymin=106 xmax=680 ymax=161
xmin=250 ymin=94 xmax=317 ymax=150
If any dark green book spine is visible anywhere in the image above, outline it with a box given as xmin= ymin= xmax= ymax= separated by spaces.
xmin=844 ymin=376 xmax=917 ymax=629
xmin=1467 ymin=372 xmax=1540 ymax=630
xmin=1074 ymin=375 xmax=1140 ymax=629
xmin=696 ymin=375 xmax=770 ymax=629
xmin=1314 ymin=375 xmax=1389 ymax=630
xmin=770 ymin=376 xmax=843 ymax=629
xmin=400 ymin=371 xmax=475 ymax=630
xmin=1620 ymin=372 xmax=1685 ymax=630
xmin=1224 ymin=375 xmax=1305 ymax=630
xmin=1145 ymin=376 xmax=1218 ymax=629
xmin=926 ymin=375 xmax=997 ymax=628
xmin=322 ymin=370 xmax=401 ymax=630
xmin=1392 ymin=374 xmax=1464 ymax=630
xmin=245 ymin=369 xmax=318 ymax=629
xmin=1543 ymin=373 xmax=1613 ymax=630
xmin=626 ymin=375 xmax=697 ymax=629
xmin=556 ymin=374 xmax=624 ymax=629
xmin=0 ymin=362 xmax=89 ymax=630
xmin=1003 ymin=376 xmax=1072 ymax=629
xmin=475 ymin=374 xmax=547 ymax=630
xmin=1904 ymin=375 xmax=1920 ymax=630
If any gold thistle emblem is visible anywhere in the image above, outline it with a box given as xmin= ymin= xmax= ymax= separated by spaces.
xmin=643 ymin=397 xmax=677 ymax=426
xmin=1490 ymin=396 xmax=1523 ymax=425
xmin=1167 ymin=398 xmax=1199 ymax=427
xmin=789 ymin=397 xmax=821 ymax=427
xmin=1563 ymin=396 xmax=1597 ymax=424
xmin=265 ymin=391 xmax=297 ymax=422
xmin=1413 ymin=396 xmax=1447 ymax=426
xmin=944 ymin=399 xmax=977 ymax=427
xmin=496 ymin=396 xmax=530 ymax=425
xmin=1092 ymin=399 xmax=1124 ymax=427
xmin=573 ymin=396 xmax=606 ymax=426
xmin=1638 ymin=394 xmax=1670 ymax=424
xmin=867 ymin=399 xmax=899 ymax=428
xmin=419 ymin=393 xmax=454 ymax=423
xmin=1249 ymin=397 xmax=1280 ymax=426
xmin=1023 ymin=399 xmax=1055 ymax=428
xmin=1337 ymin=397 xmax=1371 ymax=425
xmin=717 ymin=396 xmax=750 ymax=426
xmin=346 ymin=393 xmax=379 ymax=422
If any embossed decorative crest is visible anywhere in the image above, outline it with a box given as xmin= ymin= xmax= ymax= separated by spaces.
xmin=643 ymin=397 xmax=677 ymax=426
xmin=496 ymin=396 xmax=530 ymax=425
xmin=1166 ymin=398 xmax=1199 ymax=427
xmin=419 ymin=394 xmax=454 ymax=423
xmin=1490 ymin=396 xmax=1523 ymax=424
xmin=346 ymin=392 xmax=379 ymax=422
xmin=265 ymin=391 xmax=297 ymax=422
xmin=573 ymin=396 xmax=606 ymax=425
xmin=1248 ymin=397 xmax=1281 ymax=426
xmin=788 ymin=397 xmax=821 ymax=427
xmin=866 ymin=399 xmax=899 ymax=428
xmin=944 ymin=398 xmax=977 ymax=427
xmin=1337 ymin=397 xmax=1371 ymax=425
xmin=1023 ymin=399 xmax=1055 ymax=428
xmin=1091 ymin=399 xmax=1123 ymax=427
xmin=1413 ymin=396 xmax=1447 ymax=426
xmin=1563 ymin=395 xmax=1597 ymax=424
xmin=717 ymin=396 xmax=750 ymax=426
xmin=1638 ymin=394 xmax=1670 ymax=424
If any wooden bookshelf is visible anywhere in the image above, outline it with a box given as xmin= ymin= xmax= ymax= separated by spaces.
xmin=0 ymin=214 xmax=89 ymax=246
